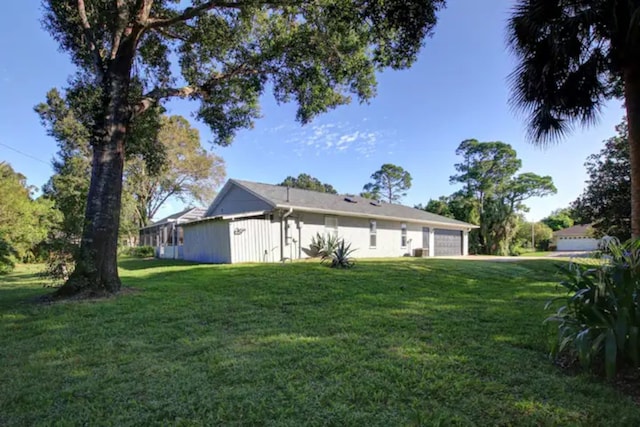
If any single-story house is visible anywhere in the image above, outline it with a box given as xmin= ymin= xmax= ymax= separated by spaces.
xmin=553 ymin=224 xmax=600 ymax=251
xmin=182 ymin=179 xmax=478 ymax=264
xmin=139 ymin=207 xmax=206 ymax=259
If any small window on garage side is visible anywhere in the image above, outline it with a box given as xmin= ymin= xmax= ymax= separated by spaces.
xmin=325 ymin=216 xmax=338 ymax=237
xmin=401 ymin=223 xmax=407 ymax=247
xmin=370 ymin=220 xmax=377 ymax=248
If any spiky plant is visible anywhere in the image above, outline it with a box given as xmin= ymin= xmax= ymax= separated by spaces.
xmin=323 ymin=240 xmax=357 ymax=269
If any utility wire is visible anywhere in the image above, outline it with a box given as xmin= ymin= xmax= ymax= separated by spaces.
xmin=0 ymin=141 xmax=50 ymax=165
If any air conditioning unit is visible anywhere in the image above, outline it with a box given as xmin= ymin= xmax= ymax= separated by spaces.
xmin=413 ymin=248 xmax=429 ymax=258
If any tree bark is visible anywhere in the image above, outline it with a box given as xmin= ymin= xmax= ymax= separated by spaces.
xmin=624 ymin=67 xmax=640 ymax=238
xmin=55 ymin=58 xmax=134 ymax=298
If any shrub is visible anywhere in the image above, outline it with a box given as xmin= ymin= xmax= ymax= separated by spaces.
xmin=40 ymin=238 xmax=77 ymax=286
xmin=545 ymin=238 xmax=640 ymax=379
xmin=125 ymin=245 xmax=156 ymax=258
xmin=0 ymin=237 xmax=16 ymax=275
xmin=322 ymin=239 xmax=356 ymax=269
xmin=309 ymin=233 xmax=340 ymax=258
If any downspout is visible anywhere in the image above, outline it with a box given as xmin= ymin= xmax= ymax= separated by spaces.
xmin=280 ymin=207 xmax=293 ymax=261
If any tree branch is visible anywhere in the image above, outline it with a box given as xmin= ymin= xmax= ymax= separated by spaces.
xmin=134 ymin=86 xmax=198 ymax=117
xmin=133 ymin=65 xmax=259 ymax=116
xmin=145 ymin=1 xmax=244 ymax=28
xmin=77 ymin=0 xmax=104 ymax=78
xmin=145 ymin=0 xmax=300 ymax=28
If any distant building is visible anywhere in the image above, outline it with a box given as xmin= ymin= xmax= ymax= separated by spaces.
xmin=139 ymin=207 xmax=206 ymax=259
xmin=552 ymin=224 xmax=600 ymax=251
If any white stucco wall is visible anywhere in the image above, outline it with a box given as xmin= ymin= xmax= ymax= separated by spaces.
xmin=295 ymin=212 xmax=436 ymax=258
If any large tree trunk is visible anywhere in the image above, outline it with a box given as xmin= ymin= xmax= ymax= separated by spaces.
xmin=624 ymin=68 xmax=640 ymax=238
xmin=55 ymin=63 xmax=133 ymax=298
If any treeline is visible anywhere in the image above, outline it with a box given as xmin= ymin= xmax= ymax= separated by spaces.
xmin=417 ymin=139 xmax=556 ymax=255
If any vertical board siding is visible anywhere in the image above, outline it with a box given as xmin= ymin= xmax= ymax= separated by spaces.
xmin=183 ymin=220 xmax=231 ymax=263
xmin=229 ymin=217 xmax=276 ymax=263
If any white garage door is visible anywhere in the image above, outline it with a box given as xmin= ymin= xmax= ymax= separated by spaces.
xmin=556 ymin=237 xmax=599 ymax=251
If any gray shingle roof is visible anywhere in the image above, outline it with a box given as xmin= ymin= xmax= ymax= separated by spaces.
xmin=553 ymin=224 xmax=594 ymax=237
xmin=232 ymin=179 xmax=476 ymax=228
xmin=142 ymin=207 xmax=206 ymax=229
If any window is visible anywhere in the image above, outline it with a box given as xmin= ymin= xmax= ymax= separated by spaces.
xmin=369 ymin=220 xmax=377 ymax=248
xmin=401 ymin=223 xmax=407 ymax=247
xmin=325 ymin=216 xmax=338 ymax=237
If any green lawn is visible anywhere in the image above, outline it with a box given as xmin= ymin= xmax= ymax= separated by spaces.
xmin=1 ymin=258 xmax=638 ymax=425
xmin=515 ymin=249 xmax=554 ymax=257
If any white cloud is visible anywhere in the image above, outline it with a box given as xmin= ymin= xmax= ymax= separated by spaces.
xmin=285 ymin=121 xmax=392 ymax=158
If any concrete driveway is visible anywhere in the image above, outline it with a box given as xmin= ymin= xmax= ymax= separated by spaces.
xmin=439 ymin=251 xmax=593 ymax=262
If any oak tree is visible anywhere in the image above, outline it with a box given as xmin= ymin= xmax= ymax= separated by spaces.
xmin=42 ymin=0 xmax=446 ymax=296
xmin=572 ymin=120 xmax=631 ymax=240
xmin=126 ymin=115 xmax=226 ymax=228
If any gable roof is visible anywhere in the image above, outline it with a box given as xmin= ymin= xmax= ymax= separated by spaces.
xmin=142 ymin=207 xmax=206 ymax=229
xmin=553 ymin=224 xmax=594 ymax=237
xmin=214 ymin=179 xmax=477 ymax=228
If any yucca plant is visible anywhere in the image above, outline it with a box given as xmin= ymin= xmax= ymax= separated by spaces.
xmin=323 ymin=239 xmax=356 ymax=269
xmin=309 ymin=232 xmax=340 ymax=259
xmin=546 ymin=238 xmax=640 ymax=379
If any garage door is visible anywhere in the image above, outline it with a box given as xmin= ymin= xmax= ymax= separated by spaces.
xmin=556 ymin=237 xmax=599 ymax=251
xmin=434 ymin=229 xmax=462 ymax=256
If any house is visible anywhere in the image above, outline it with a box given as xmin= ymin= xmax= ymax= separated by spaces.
xmin=181 ymin=179 xmax=478 ymax=264
xmin=139 ymin=207 xmax=206 ymax=259
xmin=552 ymin=224 xmax=600 ymax=251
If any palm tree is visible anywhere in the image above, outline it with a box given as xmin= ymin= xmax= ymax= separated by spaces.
xmin=507 ymin=1 xmax=640 ymax=237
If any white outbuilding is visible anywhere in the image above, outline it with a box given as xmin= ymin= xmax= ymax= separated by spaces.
xmin=182 ymin=179 xmax=478 ymax=264
xmin=553 ymin=224 xmax=601 ymax=252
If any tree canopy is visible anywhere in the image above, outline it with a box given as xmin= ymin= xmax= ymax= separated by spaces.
xmin=541 ymin=208 xmax=575 ymax=232
xmin=279 ymin=174 xmax=337 ymax=194
xmin=0 ymin=162 xmax=60 ymax=273
xmin=362 ymin=163 xmax=412 ymax=203
xmin=126 ymin=115 xmax=226 ymax=227
xmin=572 ymin=119 xmax=631 ymax=240
xmin=423 ymin=140 xmax=556 ymax=255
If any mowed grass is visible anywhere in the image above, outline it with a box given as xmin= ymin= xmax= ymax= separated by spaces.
xmin=1 ymin=258 xmax=639 ymax=426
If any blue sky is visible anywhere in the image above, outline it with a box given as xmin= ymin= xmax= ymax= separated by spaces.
xmin=0 ymin=1 xmax=626 ymax=221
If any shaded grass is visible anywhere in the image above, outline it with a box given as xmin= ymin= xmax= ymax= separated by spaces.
xmin=1 ymin=258 xmax=639 ymax=425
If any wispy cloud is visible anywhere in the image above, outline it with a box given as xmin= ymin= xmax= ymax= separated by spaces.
xmin=1 ymin=67 xmax=10 ymax=84
xmin=283 ymin=120 xmax=395 ymax=158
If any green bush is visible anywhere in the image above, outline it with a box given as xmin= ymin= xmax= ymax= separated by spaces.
xmin=126 ymin=246 xmax=156 ymax=258
xmin=322 ymin=239 xmax=356 ymax=269
xmin=39 ymin=238 xmax=77 ymax=286
xmin=546 ymin=238 xmax=640 ymax=379
xmin=0 ymin=237 xmax=16 ymax=275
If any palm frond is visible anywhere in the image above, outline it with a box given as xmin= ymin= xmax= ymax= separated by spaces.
xmin=507 ymin=0 xmax=617 ymax=146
